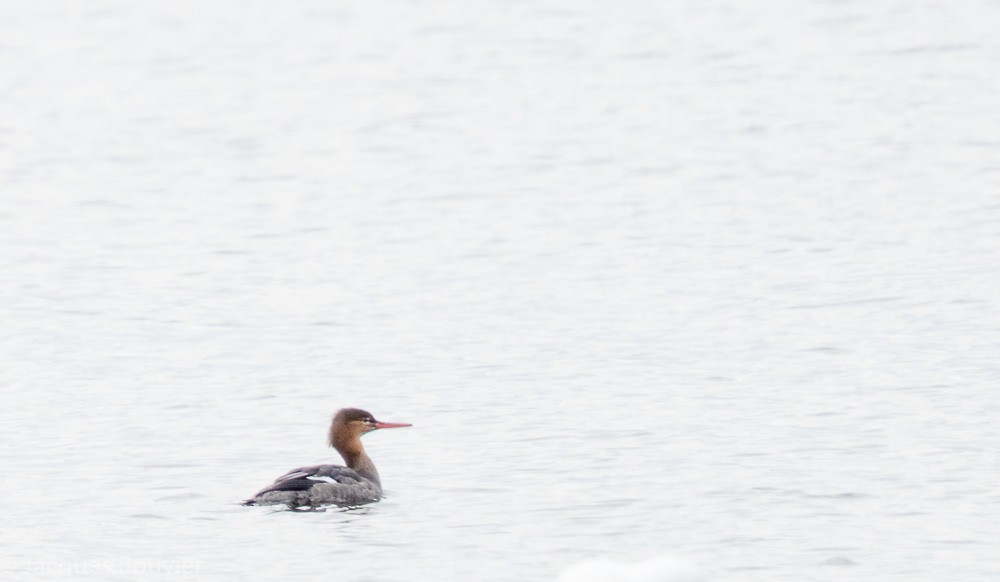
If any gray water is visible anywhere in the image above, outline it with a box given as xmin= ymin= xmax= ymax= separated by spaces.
xmin=2 ymin=1 xmax=999 ymax=580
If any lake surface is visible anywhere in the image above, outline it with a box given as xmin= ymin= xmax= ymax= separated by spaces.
xmin=1 ymin=1 xmax=999 ymax=580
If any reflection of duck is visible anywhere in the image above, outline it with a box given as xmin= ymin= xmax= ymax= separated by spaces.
xmin=243 ymin=408 xmax=411 ymax=508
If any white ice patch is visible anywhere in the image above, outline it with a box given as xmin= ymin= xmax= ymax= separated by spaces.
xmin=558 ymin=556 xmax=705 ymax=582
xmin=306 ymin=476 xmax=338 ymax=484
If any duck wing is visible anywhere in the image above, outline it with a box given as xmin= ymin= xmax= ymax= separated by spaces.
xmin=244 ymin=464 xmax=378 ymax=507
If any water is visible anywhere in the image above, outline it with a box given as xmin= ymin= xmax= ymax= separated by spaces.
xmin=1 ymin=1 xmax=999 ymax=580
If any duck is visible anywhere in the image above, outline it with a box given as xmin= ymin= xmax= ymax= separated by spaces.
xmin=243 ymin=407 xmax=411 ymax=508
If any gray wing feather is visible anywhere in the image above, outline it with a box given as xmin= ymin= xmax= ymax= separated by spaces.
xmin=251 ymin=464 xmax=365 ymax=497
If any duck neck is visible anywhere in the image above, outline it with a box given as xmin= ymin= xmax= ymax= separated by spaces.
xmin=330 ymin=429 xmax=381 ymax=486
xmin=341 ymin=446 xmax=380 ymax=486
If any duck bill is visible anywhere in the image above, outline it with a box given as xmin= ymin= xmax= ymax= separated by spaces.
xmin=373 ymin=421 xmax=412 ymax=429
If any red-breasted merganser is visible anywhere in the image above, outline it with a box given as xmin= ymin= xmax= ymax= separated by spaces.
xmin=243 ymin=407 xmax=411 ymax=508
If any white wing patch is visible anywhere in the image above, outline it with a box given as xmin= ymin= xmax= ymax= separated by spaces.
xmin=306 ymin=475 xmax=338 ymax=484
